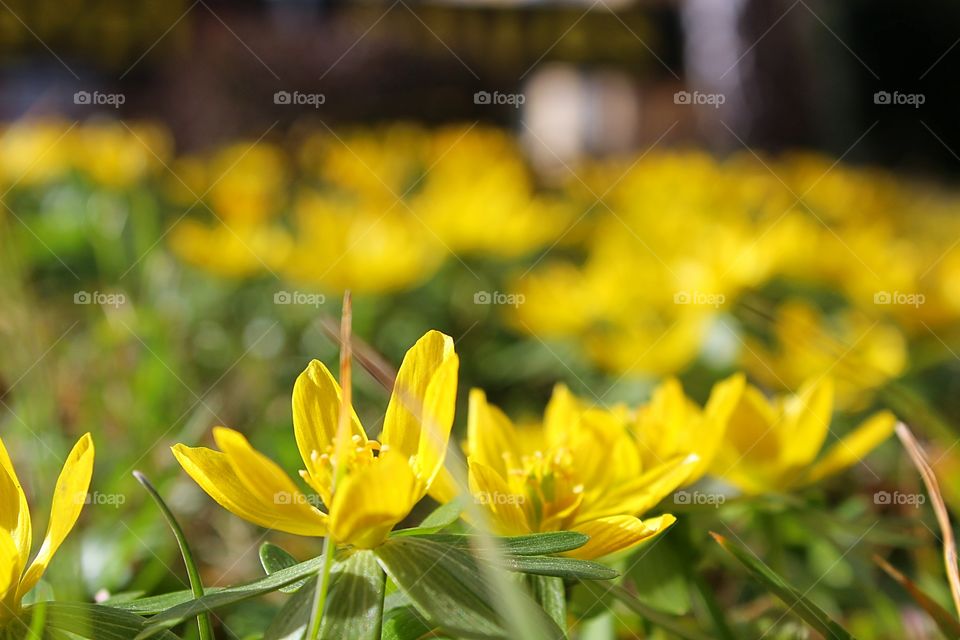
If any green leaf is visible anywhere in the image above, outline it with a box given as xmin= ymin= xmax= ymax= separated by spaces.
xmin=136 ymin=555 xmax=326 ymax=639
xmin=381 ymin=606 xmax=435 ymax=640
xmin=418 ymin=531 xmax=590 ymax=556
xmin=20 ymin=602 xmax=179 ymax=640
xmin=496 ymin=554 xmax=617 ymax=580
xmin=317 ymin=550 xmax=385 ymax=640
xmin=711 ymin=532 xmax=857 ymax=639
xmin=264 ymin=578 xmax=316 ymax=640
xmin=392 ymin=498 xmax=466 ymax=537
xmin=108 ymin=588 xmax=224 ymax=615
xmin=375 ymin=536 xmax=563 ymax=639
xmin=260 ymin=543 xmax=309 ymax=593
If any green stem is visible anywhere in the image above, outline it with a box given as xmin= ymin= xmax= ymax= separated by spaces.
xmin=306 ymin=536 xmax=338 ymax=639
xmin=529 ymin=574 xmax=566 ymax=633
xmin=133 ymin=471 xmax=214 ymax=640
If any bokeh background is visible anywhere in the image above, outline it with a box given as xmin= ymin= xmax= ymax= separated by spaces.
xmin=2 ymin=1 xmax=960 ymax=637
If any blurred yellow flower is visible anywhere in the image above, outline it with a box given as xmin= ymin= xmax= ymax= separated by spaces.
xmin=173 ymin=330 xmax=459 ymax=549
xmin=281 ymin=190 xmax=442 ymax=293
xmin=74 ymin=121 xmax=171 ymax=189
xmin=0 ymin=119 xmax=72 ymax=186
xmin=413 ymin=126 xmax=574 ymax=257
xmin=710 ymin=377 xmax=895 ymax=494
xmin=169 ymin=219 xmax=292 ymax=279
xmin=634 ymin=374 xmax=745 ymax=485
xmin=451 ymin=386 xmax=696 ymax=559
xmin=743 ymin=301 xmax=907 ymax=409
xmin=0 ymin=434 xmax=94 ymax=621
xmin=207 ymin=142 xmax=288 ymax=225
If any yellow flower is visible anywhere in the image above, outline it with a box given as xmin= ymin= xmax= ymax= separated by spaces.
xmin=743 ymin=300 xmax=907 ymax=410
xmin=455 ymin=386 xmax=697 ymax=559
xmin=634 ymin=374 xmax=745 ymax=485
xmin=0 ymin=434 xmax=95 ymax=621
xmin=281 ymin=191 xmax=442 ymax=293
xmin=710 ymin=377 xmax=896 ymax=494
xmin=173 ymin=331 xmax=459 ymax=549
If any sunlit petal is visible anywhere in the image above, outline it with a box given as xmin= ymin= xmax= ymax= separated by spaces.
xmin=467 ymin=388 xmax=521 ymax=478
xmin=172 ymin=441 xmax=328 ymax=538
xmin=568 ymin=514 xmax=676 ymax=560
xmin=0 ymin=529 xmax=20 ymax=613
xmin=415 ymin=351 xmax=460 ymax=486
xmin=468 ymin=460 xmax=529 ymax=535
xmin=18 ymin=434 xmax=94 ymax=599
xmin=293 ymin=359 xmax=364 ymax=500
xmin=330 ymin=452 xmax=421 ymax=548
xmin=0 ymin=438 xmax=31 ymax=581
xmin=803 ymin=410 xmax=896 ymax=485
xmin=779 ymin=377 xmax=834 ymax=469
xmin=382 ymin=331 xmax=457 ymax=462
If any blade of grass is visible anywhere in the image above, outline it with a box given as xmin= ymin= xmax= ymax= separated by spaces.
xmin=874 ymin=554 xmax=960 ymax=637
xmin=133 ymin=471 xmax=213 ymax=640
xmin=711 ymin=532 xmax=855 ymax=639
xmin=895 ymin=422 xmax=960 ymax=616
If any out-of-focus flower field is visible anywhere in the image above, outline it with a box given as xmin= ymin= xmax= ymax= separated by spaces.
xmin=3 ymin=110 xmax=960 ymax=639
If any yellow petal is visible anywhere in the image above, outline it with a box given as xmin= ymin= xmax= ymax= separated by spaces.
xmin=467 ymin=388 xmax=521 ymax=478
xmin=690 ymin=373 xmax=746 ymax=481
xmin=381 ymin=331 xmax=457 ymax=467
xmin=468 ymin=460 xmax=530 ymax=536
xmin=415 ymin=352 xmax=460 ymax=486
xmin=584 ymin=454 xmax=697 ymax=521
xmin=18 ymin=434 xmax=94 ymax=599
xmin=293 ymin=359 xmax=365 ymax=501
xmin=172 ymin=438 xmax=328 ymax=538
xmin=0 ymin=438 xmax=31 ymax=580
xmin=778 ymin=377 xmax=834 ymax=469
xmin=567 ymin=514 xmax=676 ymax=560
xmin=803 ymin=410 xmax=896 ymax=485
xmin=329 ymin=452 xmax=421 ymax=548
xmin=543 ymin=383 xmax=582 ymax=448
xmin=426 ymin=465 xmax=461 ymax=505
xmin=0 ymin=529 xmax=20 ymax=611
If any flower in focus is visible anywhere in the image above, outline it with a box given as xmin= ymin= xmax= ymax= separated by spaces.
xmin=710 ymin=377 xmax=896 ymax=494
xmin=173 ymin=330 xmax=459 ymax=549
xmin=0 ymin=434 xmax=95 ymax=622
xmin=450 ymin=386 xmax=697 ymax=559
